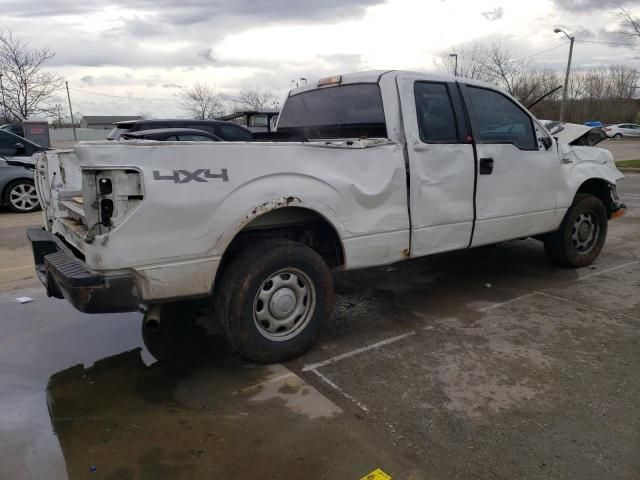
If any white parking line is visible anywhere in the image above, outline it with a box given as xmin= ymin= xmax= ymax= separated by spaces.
xmin=478 ymin=292 xmax=539 ymax=313
xmin=535 ymin=291 xmax=640 ymax=323
xmin=306 ymin=368 xmax=370 ymax=412
xmin=302 ymin=331 xmax=416 ymax=372
xmin=577 ymin=260 xmax=639 ymax=281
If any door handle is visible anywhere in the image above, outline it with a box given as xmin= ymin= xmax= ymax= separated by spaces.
xmin=479 ymin=157 xmax=494 ymax=175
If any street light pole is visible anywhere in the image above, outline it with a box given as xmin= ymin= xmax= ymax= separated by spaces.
xmin=65 ymin=81 xmax=77 ymax=140
xmin=449 ymin=53 xmax=458 ymax=77
xmin=555 ymin=28 xmax=575 ymax=123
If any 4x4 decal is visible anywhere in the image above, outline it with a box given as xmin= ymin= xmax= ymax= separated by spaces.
xmin=152 ymin=168 xmax=228 ymax=183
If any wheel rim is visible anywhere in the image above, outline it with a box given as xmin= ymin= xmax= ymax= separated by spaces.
xmin=571 ymin=212 xmax=599 ymax=253
xmin=9 ymin=183 xmax=38 ymax=211
xmin=253 ymin=268 xmax=316 ymax=342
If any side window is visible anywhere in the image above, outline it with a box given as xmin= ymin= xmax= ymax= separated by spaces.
xmin=0 ymin=132 xmax=16 ymax=155
xmin=165 ymin=135 xmax=179 ymax=141
xmin=414 ymin=82 xmax=458 ymax=142
xmin=216 ymin=125 xmax=253 ymax=141
xmin=467 ymin=86 xmax=537 ymax=150
xmin=249 ymin=114 xmax=268 ymax=127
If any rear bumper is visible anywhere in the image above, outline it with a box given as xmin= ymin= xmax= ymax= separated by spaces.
xmin=27 ymin=228 xmax=140 ymax=313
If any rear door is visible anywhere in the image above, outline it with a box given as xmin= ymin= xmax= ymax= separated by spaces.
xmin=398 ymin=75 xmax=476 ymax=256
xmin=460 ymin=84 xmax=560 ymax=246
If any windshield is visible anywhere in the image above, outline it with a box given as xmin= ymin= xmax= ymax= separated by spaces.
xmin=277 ymin=84 xmax=387 ymax=138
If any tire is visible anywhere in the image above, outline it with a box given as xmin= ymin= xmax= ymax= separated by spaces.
xmin=613 ymin=133 xmax=622 ymax=139
xmin=4 ymin=179 xmax=40 ymax=213
xmin=214 ymin=239 xmax=333 ymax=364
xmin=544 ymin=194 xmax=608 ymax=268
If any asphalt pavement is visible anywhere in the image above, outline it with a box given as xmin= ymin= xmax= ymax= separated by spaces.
xmin=0 ymin=175 xmax=638 ymax=479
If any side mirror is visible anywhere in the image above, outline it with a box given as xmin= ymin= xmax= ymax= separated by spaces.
xmin=541 ymin=136 xmax=553 ymax=150
xmin=15 ymin=142 xmax=26 ymax=156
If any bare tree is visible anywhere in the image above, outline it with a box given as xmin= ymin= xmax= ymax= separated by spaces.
xmin=616 ymin=6 xmax=640 ymax=40
xmin=137 ymin=111 xmax=154 ymax=120
xmin=237 ymin=86 xmax=277 ymax=110
xmin=434 ymin=42 xmax=494 ymax=82
xmin=180 ymin=83 xmax=225 ymax=119
xmin=0 ymin=30 xmax=63 ymax=120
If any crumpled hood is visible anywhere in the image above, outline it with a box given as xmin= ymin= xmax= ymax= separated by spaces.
xmin=541 ymin=120 xmax=607 ymax=146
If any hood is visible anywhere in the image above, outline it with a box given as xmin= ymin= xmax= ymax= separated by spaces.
xmin=541 ymin=120 xmax=607 ymax=146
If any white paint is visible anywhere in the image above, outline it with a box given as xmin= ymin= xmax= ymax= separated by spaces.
xmin=576 ymin=260 xmax=640 ymax=281
xmin=305 ymin=367 xmax=369 ymax=413
xmin=302 ymin=331 xmax=416 ymax=372
xmin=477 ymin=293 xmax=539 ymax=313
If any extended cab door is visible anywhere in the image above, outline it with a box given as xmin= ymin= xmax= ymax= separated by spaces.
xmin=397 ymin=75 xmax=476 ymax=256
xmin=460 ymin=84 xmax=560 ymax=246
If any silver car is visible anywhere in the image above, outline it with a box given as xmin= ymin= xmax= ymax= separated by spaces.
xmin=604 ymin=123 xmax=640 ymax=138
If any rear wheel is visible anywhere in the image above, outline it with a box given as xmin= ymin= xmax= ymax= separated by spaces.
xmin=4 ymin=179 xmax=40 ymax=213
xmin=544 ymin=194 xmax=607 ymax=267
xmin=214 ymin=239 xmax=333 ymax=363
xmin=613 ymin=133 xmax=623 ymax=139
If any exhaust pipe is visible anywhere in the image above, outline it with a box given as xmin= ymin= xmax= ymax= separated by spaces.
xmin=143 ymin=305 xmax=162 ymax=331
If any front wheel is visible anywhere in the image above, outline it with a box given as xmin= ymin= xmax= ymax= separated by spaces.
xmin=544 ymin=194 xmax=608 ymax=267
xmin=214 ymin=239 xmax=333 ymax=363
xmin=613 ymin=133 xmax=623 ymax=139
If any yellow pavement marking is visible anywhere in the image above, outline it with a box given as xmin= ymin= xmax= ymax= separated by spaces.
xmin=360 ymin=468 xmax=391 ymax=480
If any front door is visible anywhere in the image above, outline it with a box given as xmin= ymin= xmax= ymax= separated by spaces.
xmin=460 ymin=84 xmax=561 ymax=246
xmin=398 ymin=75 xmax=476 ymax=256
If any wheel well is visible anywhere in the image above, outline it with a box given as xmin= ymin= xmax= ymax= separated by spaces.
xmin=576 ymin=178 xmax=614 ymax=211
xmin=214 ymin=207 xmax=345 ymax=289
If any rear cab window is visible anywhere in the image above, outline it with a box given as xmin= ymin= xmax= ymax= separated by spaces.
xmin=277 ymin=84 xmax=387 ymax=139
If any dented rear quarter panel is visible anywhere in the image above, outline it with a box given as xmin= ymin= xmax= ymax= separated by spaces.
xmin=72 ymin=140 xmax=410 ymax=281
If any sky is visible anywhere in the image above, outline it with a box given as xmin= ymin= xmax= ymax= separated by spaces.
xmin=1 ymin=0 xmax=639 ymax=118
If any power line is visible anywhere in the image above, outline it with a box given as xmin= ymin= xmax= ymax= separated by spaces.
xmin=519 ymin=42 xmax=570 ymax=60
xmin=69 ymin=86 xmax=179 ymax=102
xmin=576 ymin=40 xmax=637 ymax=46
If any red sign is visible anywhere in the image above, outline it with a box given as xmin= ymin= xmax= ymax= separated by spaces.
xmin=30 ymin=128 xmax=44 ymax=134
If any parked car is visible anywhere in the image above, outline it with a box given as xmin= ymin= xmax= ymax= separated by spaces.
xmin=0 ymin=157 xmax=39 ymax=213
xmin=0 ymin=129 xmax=48 ymax=160
xmin=0 ymin=123 xmax=25 ymax=138
xmin=30 ymin=71 xmax=625 ymax=363
xmin=121 ymin=128 xmax=222 ymax=142
xmin=604 ymin=123 xmax=640 ymax=138
xmin=108 ymin=119 xmax=253 ymax=141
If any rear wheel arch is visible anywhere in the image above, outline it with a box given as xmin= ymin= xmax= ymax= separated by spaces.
xmin=213 ymin=206 xmax=345 ymax=293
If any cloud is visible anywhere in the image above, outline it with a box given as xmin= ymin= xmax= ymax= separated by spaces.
xmin=551 ymin=0 xmax=638 ymax=12
xmin=481 ymin=6 xmax=504 ymax=21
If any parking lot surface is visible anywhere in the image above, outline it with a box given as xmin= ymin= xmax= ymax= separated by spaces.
xmin=0 ymin=175 xmax=639 ymax=479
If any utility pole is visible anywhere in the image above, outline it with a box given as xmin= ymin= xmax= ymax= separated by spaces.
xmin=449 ymin=53 xmax=458 ymax=77
xmin=65 ymin=81 xmax=77 ymax=140
xmin=554 ymin=28 xmax=574 ymax=123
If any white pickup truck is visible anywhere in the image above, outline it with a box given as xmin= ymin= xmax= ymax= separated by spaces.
xmin=29 ymin=71 xmax=626 ymax=363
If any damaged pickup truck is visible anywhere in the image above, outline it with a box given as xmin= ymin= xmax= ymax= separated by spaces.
xmin=29 ymin=71 xmax=626 ymax=363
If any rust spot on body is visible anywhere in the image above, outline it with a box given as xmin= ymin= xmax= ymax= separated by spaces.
xmin=401 ymin=248 xmax=410 ymax=258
